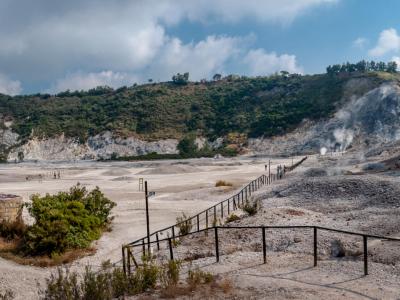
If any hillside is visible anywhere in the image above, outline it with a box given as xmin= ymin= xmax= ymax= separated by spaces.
xmin=0 ymin=71 xmax=399 ymax=161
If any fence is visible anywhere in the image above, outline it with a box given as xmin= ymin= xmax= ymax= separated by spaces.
xmin=122 ymin=157 xmax=308 ymax=272
xmin=124 ymin=224 xmax=400 ymax=277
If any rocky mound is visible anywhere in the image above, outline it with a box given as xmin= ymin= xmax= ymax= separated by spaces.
xmin=276 ymin=176 xmax=400 ymax=209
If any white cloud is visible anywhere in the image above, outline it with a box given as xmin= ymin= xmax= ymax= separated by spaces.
xmin=0 ymin=73 xmax=22 ymax=95
xmin=392 ymin=56 xmax=400 ymax=69
xmin=369 ymin=28 xmax=400 ymax=57
xmin=148 ymin=35 xmax=244 ymax=81
xmin=352 ymin=37 xmax=367 ymax=49
xmin=49 ymin=71 xmax=136 ymax=93
xmin=0 ymin=0 xmax=336 ymax=92
xmin=243 ymin=49 xmax=302 ymax=75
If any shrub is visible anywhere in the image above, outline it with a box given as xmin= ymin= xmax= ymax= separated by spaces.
xmin=159 ymin=260 xmax=182 ymax=288
xmin=215 ymin=180 xmax=233 ymax=187
xmin=176 ymin=213 xmax=192 ymax=235
xmin=22 ymin=184 xmax=115 ymax=256
xmin=225 ymin=214 xmax=240 ymax=223
xmin=0 ymin=219 xmax=26 ymax=240
xmin=0 ymin=290 xmax=14 ymax=300
xmin=42 ymin=258 xmax=160 ymax=299
xmin=242 ymin=200 xmax=260 ymax=216
xmin=187 ymin=267 xmax=214 ymax=287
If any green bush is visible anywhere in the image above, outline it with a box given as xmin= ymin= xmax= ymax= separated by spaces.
xmin=22 ymin=184 xmax=115 ymax=256
xmin=242 ymin=200 xmax=260 ymax=216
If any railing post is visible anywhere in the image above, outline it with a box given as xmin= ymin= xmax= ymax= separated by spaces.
xmin=197 ymin=214 xmax=200 ymax=232
xmin=363 ymin=235 xmax=368 ymax=275
xmin=142 ymin=239 xmax=145 ymax=257
xmin=245 ymin=187 xmax=248 ymax=200
xmin=156 ymin=233 xmax=160 ymax=251
xmin=214 ymin=205 xmax=217 ymax=224
xmin=172 ymin=226 xmax=175 ymax=242
xmin=233 ymin=196 xmax=236 ymax=210
xmin=221 ymin=202 xmax=224 ymax=218
xmin=313 ymin=227 xmax=318 ymax=267
xmin=127 ymin=248 xmax=131 ymax=275
xmin=262 ymin=227 xmax=266 ymax=264
xmin=241 ymin=190 xmax=244 ymax=205
xmin=215 ymin=227 xmax=219 ymax=262
xmin=228 ymin=199 xmax=230 ymax=214
xmin=206 ymin=210 xmax=209 ymax=228
xmin=168 ymin=238 xmax=174 ymax=260
xmin=122 ymin=246 xmax=127 ymax=275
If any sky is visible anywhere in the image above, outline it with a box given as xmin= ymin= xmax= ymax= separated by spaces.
xmin=1 ymin=0 xmax=400 ymax=95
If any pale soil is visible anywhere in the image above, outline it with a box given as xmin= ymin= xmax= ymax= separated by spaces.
xmin=0 ymin=156 xmax=287 ymax=299
xmin=152 ymin=153 xmax=400 ymax=299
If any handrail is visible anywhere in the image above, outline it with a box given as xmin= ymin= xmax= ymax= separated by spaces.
xmin=125 ymin=157 xmax=307 ymax=247
xmin=124 ymin=224 xmax=400 ymax=277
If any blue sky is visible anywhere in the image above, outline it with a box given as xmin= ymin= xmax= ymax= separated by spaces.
xmin=0 ymin=0 xmax=400 ymax=95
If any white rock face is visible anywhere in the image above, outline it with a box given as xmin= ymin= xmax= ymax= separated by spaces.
xmin=8 ymin=132 xmax=179 ymax=161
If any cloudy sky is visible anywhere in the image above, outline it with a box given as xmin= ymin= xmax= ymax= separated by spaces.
xmin=1 ymin=0 xmax=400 ymax=95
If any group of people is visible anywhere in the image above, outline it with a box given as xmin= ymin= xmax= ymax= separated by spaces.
xmin=25 ymin=170 xmax=62 ymax=182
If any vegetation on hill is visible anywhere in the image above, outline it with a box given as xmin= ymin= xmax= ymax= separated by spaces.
xmin=0 ymin=63 xmax=398 ymax=148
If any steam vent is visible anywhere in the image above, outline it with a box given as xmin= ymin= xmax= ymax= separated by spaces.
xmin=0 ymin=194 xmax=23 ymax=223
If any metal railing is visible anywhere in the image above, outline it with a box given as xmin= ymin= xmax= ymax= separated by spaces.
xmin=122 ymin=157 xmax=308 ymax=272
xmin=124 ymin=224 xmax=400 ymax=276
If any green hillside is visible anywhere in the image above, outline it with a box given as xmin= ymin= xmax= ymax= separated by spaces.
xmin=0 ymin=70 xmax=397 ymax=146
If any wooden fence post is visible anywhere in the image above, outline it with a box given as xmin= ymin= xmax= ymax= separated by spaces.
xmin=156 ymin=233 xmax=160 ymax=250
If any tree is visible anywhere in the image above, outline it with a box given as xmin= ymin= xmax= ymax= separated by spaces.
xmin=387 ymin=61 xmax=398 ymax=73
xmin=172 ymin=72 xmax=189 ymax=85
xmin=213 ymin=73 xmax=222 ymax=81
xmin=177 ymin=135 xmax=197 ymax=156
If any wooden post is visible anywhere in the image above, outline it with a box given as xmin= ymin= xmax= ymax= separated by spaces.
xmin=172 ymin=226 xmax=175 ymax=242
xmin=227 ymin=199 xmax=230 ymax=215
xmin=142 ymin=239 xmax=145 ymax=257
xmin=168 ymin=238 xmax=174 ymax=260
xmin=197 ymin=214 xmax=200 ymax=232
xmin=215 ymin=227 xmax=219 ymax=262
xmin=221 ymin=202 xmax=224 ymax=218
xmin=363 ymin=235 xmax=368 ymax=275
xmin=206 ymin=210 xmax=209 ymax=228
xmin=262 ymin=227 xmax=266 ymax=264
xmin=313 ymin=227 xmax=318 ymax=267
xmin=214 ymin=205 xmax=217 ymax=224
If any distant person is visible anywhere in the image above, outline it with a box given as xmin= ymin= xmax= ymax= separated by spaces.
xmin=53 ymin=172 xmax=57 ymax=179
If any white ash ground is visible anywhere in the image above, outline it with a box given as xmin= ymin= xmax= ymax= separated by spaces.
xmin=150 ymin=153 xmax=400 ymax=299
xmin=0 ymin=156 xmax=286 ymax=299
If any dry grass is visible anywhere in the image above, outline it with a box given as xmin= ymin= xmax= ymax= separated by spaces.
xmin=284 ymin=208 xmax=305 ymax=216
xmin=215 ymin=180 xmax=233 ymax=187
xmin=0 ymin=242 xmax=96 ymax=267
